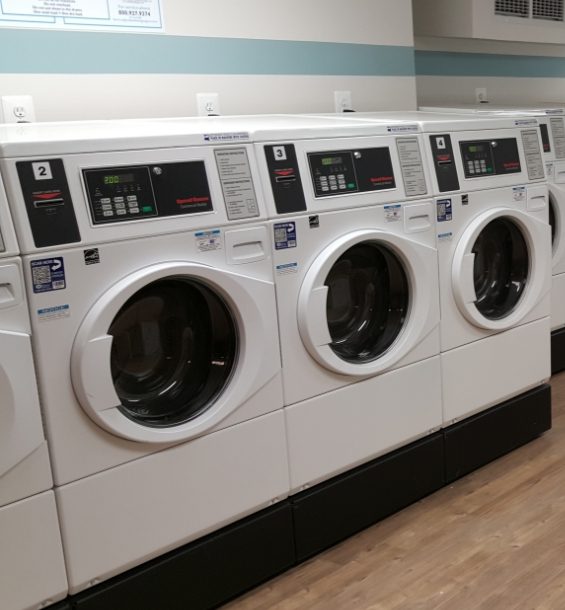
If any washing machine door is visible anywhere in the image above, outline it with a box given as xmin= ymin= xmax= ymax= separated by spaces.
xmin=549 ymin=184 xmax=565 ymax=273
xmin=71 ymin=261 xmax=277 ymax=443
xmin=452 ymin=207 xmax=550 ymax=330
xmin=297 ymin=229 xmax=438 ymax=377
xmin=0 ymin=264 xmax=45 ymax=481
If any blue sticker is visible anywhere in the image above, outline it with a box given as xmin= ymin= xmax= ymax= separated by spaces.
xmin=274 ymin=222 xmax=297 ymax=250
xmin=31 ymin=257 xmax=66 ymax=293
xmin=437 ymin=199 xmax=452 ymax=222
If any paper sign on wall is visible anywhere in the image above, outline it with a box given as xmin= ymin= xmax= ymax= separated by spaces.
xmin=0 ymin=0 xmax=163 ymax=32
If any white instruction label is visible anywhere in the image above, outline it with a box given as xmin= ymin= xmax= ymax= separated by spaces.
xmin=396 ymin=137 xmax=427 ymax=196
xmin=521 ymin=130 xmax=545 ymax=180
xmin=512 ymin=186 xmax=526 ymax=201
xmin=215 ymin=149 xmax=260 ymax=220
xmin=37 ymin=304 xmax=70 ymax=322
xmin=551 ymin=118 xmax=565 ymax=160
xmin=195 ymin=229 xmax=222 ymax=252
xmin=276 ymin=262 xmax=298 ymax=275
xmin=384 ymin=204 xmax=402 ymax=222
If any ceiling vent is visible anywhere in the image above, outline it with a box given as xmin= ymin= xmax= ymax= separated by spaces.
xmin=533 ymin=0 xmax=564 ymax=21
xmin=495 ymin=0 xmax=530 ymax=17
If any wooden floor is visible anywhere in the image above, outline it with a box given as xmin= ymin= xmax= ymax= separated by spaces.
xmin=225 ymin=373 xmax=565 ymax=610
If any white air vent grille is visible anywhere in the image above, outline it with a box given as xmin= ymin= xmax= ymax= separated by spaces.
xmin=533 ymin=0 xmax=564 ymax=20
xmin=495 ymin=0 xmax=530 ymax=17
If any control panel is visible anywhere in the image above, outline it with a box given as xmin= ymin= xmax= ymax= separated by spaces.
xmin=17 ymin=159 xmax=81 ymax=248
xmin=429 ymin=134 xmax=460 ymax=193
xmin=540 ymin=123 xmax=551 ymax=154
xmin=264 ymin=144 xmax=307 ymax=214
xmin=83 ymin=161 xmax=213 ymax=225
xmin=308 ymin=148 xmax=395 ymax=198
xmin=460 ymin=138 xmax=521 ymax=179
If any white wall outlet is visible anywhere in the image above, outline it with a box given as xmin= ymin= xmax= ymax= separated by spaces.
xmin=475 ymin=87 xmax=488 ymax=104
xmin=1 ymin=95 xmax=36 ymax=123
xmin=334 ymin=90 xmax=352 ymax=113
xmin=196 ymin=93 xmax=220 ymax=116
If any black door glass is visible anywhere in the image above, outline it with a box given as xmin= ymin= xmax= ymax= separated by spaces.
xmin=324 ymin=242 xmax=409 ymax=363
xmin=108 ymin=277 xmax=237 ymax=427
xmin=472 ymin=218 xmax=529 ymax=320
xmin=549 ymin=191 xmax=557 ymax=250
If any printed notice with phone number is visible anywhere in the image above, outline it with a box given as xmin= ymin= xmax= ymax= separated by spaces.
xmin=0 ymin=0 xmax=163 ymax=31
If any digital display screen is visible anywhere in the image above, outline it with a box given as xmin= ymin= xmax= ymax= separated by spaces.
xmin=103 ymin=173 xmax=135 ymax=185
xmin=321 ymin=156 xmax=343 ymax=166
xmin=468 ymin=145 xmax=485 ymax=153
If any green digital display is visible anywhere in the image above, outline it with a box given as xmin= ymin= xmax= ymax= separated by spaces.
xmin=321 ymin=156 xmax=343 ymax=166
xmin=103 ymin=173 xmax=135 ymax=185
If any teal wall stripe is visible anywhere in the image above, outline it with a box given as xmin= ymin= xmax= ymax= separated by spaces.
xmin=0 ymin=29 xmax=415 ymax=76
xmin=416 ymin=50 xmax=565 ymax=78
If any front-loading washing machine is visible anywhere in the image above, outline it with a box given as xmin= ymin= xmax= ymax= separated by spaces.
xmin=312 ymin=111 xmax=553 ymax=479
xmin=0 ymin=120 xmax=289 ymax=595
xmin=242 ymin=117 xmax=445 ymax=559
xmin=420 ymin=104 xmax=565 ymax=372
xmin=0 ymin=172 xmax=68 ymax=609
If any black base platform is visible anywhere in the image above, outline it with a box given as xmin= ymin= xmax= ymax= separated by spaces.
xmin=444 ymin=383 xmax=552 ymax=483
xmin=552 ymin=328 xmax=565 ymax=374
xmin=71 ymin=502 xmax=294 ymax=610
xmin=50 ymin=383 xmax=552 ymax=610
xmin=291 ymin=433 xmax=445 ymax=561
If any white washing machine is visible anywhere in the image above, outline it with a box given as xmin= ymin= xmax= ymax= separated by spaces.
xmin=420 ymin=104 xmax=565 ymax=336
xmin=0 ymin=173 xmax=68 ymax=609
xmin=249 ymin=120 xmax=442 ymax=492
xmin=313 ymin=112 xmax=551 ymax=423
xmin=0 ymin=121 xmax=288 ymax=594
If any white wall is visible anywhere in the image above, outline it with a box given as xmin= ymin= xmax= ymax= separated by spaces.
xmin=415 ymin=36 xmax=565 ymax=107
xmin=0 ymin=0 xmax=417 ymax=121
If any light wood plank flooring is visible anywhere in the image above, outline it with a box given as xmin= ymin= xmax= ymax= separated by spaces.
xmin=225 ymin=373 xmax=565 ymax=610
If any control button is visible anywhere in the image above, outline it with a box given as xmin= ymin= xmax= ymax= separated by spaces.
xmin=142 ymin=206 xmax=154 ymax=213
xmin=116 ymin=209 xmax=127 ymax=215
xmin=101 ymin=204 xmax=112 ymax=211
xmin=127 ymin=195 xmax=138 ymax=202
xmin=339 ymin=185 xmax=346 ymax=190
xmin=115 ymin=202 xmax=126 ymax=209
xmin=330 ymin=185 xmax=338 ymax=191
xmin=130 ymin=207 xmax=140 ymax=214
xmin=101 ymin=197 xmax=111 ymax=204
xmin=321 ymin=187 xmax=329 ymax=192
xmin=103 ymin=210 xmax=114 ymax=217
xmin=338 ymin=174 xmax=345 ymax=180
xmin=329 ymin=175 xmax=337 ymax=182
xmin=113 ymin=196 xmax=125 ymax=203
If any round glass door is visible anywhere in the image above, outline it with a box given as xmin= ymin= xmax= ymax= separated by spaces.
xmin=324 ymin=242 xmax=409 ymax=363
xmin=472 ymin=218 xmax=529 ymax=320
xmin=108 ymin=277 xmax=237 ymax=427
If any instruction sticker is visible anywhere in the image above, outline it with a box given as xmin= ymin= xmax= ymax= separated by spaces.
xmin=396 ymin=137 xmax=428 ymax=197
xmin=204 ymin=132 xmax=249 ymax=143
xmin=384 ymin=204 xmax=402 ymax=222
xmin=276 ymin=262 xmax=298 ymax=275
xmin=512 ymin=186 xmax=526 ymax=201
xmin=215 ymin=148 xmax=260 ymax=220
xmin=437 ymin=231 xmax=453 ymax=242
xmin=436 ymin=199 xmax=452 ymax=222
xmin=31 ymin=257 xmax=66 ymax=293
xmin=195 ymin=229 xmax=222 ymax=252
xmin=37 ymin=304 xmax=70 ymax=322
xmin=274 ymin=222 xmax=297 ymax=249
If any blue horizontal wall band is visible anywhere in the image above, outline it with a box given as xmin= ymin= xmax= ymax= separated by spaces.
xmin=416 ymin=50 xmax=565 ymax=78
xmin=0 ymin=28 xmax=415 ymax=76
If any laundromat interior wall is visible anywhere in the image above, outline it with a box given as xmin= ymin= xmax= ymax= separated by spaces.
xmin=415 ymin=36 xmax=565 ymax=107
xmin=0 ymin=0 xmax=417 ymax=121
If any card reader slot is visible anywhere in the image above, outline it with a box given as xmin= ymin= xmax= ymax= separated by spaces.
xmin=275 ymin=175 xmax=297 ymax=183
xmin=33 ymin=198 xmax=65 ymax=208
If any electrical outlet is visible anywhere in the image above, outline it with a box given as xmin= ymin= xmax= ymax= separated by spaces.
xmin=196 ymin=93 xmax=220 ymax=116
xmin=1 ymin=95 xmax=36 ymax=123
xmin=334 ymin=90 xmax=352 ymax=113
xmin=475 ymin=87 xmax=488 ymax=104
